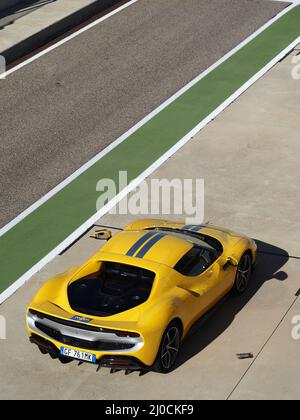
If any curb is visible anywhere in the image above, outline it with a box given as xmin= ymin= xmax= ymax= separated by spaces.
xmin=1 ymin=0 xmax=124 ymax=64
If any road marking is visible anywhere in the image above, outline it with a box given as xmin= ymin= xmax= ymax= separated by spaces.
xmin=0 ymin=5 xmax=300 ymax=304
xmin=0 ymin=1 xmax=298 ymax=238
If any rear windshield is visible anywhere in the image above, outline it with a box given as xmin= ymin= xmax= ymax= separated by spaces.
xmin=68 ymin=262 xmax=155 ymax=317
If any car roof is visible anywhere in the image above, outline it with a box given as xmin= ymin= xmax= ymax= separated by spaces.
xmin=100 ymin=229 xmax=194 ymax=268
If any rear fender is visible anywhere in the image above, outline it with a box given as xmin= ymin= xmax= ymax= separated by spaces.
xmin=225 ymin=237 xmax=256 ymax=265
xmin=30 ymin=267 xmax=78 ymax=306
xmin=138 ymin=297 xmax=182 ymax=350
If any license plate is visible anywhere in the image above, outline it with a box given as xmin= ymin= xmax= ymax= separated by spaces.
xmin=60 ymin=347 xmax=96 ymax=364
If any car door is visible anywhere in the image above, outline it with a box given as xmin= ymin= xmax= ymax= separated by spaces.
xmin=177 ymin=248 xmax=229 ymax=323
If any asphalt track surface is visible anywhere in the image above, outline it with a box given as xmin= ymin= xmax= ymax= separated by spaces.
xmin=0 ymin=0 xmax=286 ymax=229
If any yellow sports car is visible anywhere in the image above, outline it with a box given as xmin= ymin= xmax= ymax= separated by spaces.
xmin=27 ymin=219 xmax=257 ymax=373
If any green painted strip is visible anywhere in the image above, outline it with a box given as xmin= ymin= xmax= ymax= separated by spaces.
xmin=1 ymin=7 xmax=300 ymax=294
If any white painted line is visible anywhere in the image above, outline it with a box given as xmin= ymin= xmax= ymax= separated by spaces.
xmin=0 ymin=1 xmax=298 ymax=238
xmin=1 ymin=36 xmax=299 ymax=305
xmin=0 ymin=0 xmax=139 ymax=80
xmin=272 ymin=0 xmax=300 ymax=3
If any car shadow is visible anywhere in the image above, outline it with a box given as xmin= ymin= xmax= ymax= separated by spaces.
xmin=175 ymin=240 xmax=289 ymax=370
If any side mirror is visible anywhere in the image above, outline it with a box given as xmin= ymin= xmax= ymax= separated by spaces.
xmin=91 ymin=229 xmax=112 ymax=241
xmin=227 ymin=255 xmax=239 ymax=266
xmin=223 ymin=255 xmax=239 ymax=270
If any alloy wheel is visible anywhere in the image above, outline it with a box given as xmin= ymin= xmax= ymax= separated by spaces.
xmin=160 ymin=326 xmax=180 ymax=370
xmin=236 ymin=254 xmax=252 ymax=293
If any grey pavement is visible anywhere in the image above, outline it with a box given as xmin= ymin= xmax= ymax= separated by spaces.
xmin=0 ymin=0 xmax=286 ymax=228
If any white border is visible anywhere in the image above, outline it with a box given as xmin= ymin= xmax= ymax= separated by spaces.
xmin=1 ymin=36 xmax=299 ymax=305
xmin=0 ymin=1 xmax=298 ymax=237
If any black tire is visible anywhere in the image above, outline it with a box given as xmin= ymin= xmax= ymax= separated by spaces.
xmin=232 ymin=252 xmax=253 ymax=295
xmin=153 ymin=321 xmax=182 ymax=374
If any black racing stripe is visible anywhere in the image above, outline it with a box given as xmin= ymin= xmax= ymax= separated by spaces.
xmin=126 ymin=231 xmax=158 ymax=256
xmin=182 ymin=225 xmax=196 ymax=230
xmin=135 ymin=233 xmax=166 ymax=259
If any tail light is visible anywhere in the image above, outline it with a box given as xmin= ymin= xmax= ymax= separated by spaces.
xmin=114 ymin=330 xmax=140 ymax=338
